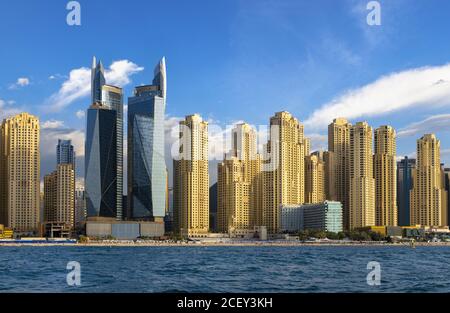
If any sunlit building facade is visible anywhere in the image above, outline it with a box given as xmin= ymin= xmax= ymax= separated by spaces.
xmin=262 ymin=112 xmax=307 ymax=233
xmin=0 ymin=113 xmax=40 ymax=233
xmin=410 ymin=134 xmax=448 ymax=226
xmin=374 ymin=126 xmax=397 ymax=226
xmin=349 ymin=122 xmax=375 ymax=229
xmin=173 ymin=114 xmax=209 ymax=237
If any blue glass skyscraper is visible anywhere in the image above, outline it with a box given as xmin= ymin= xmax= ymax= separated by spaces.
xmin=127 ymin=58 xmax=167 ymax=220
xmin=397 ymin=156 xmax=416 ymax=226
xmin=57 ymin=139 xmax=75 ymax=167
xmin=85 ymin=57 xmax=123 ymax=220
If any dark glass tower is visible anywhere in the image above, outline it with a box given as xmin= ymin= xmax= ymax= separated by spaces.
xmin=397 ymin=156 xmax=416 ymax=226
xmin=127 ymin=58 xmax=166 ymax=220
xmin=85 ymin=104 xmax=117 ymax=218
xmin=85 ymin=57 xmax=123 ymax=219
xmin=57 ymin=139 xmax=75 ymax=167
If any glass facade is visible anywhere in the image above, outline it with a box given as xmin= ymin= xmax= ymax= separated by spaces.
xmin=397 ymin=157 xmax=415 ymax=226
xmin=280 ymin=201 xmax=343 ymax=233
xmin=102 ymin=85 xmax=124 ymax=220
xmin=56 ymin=139 xmax=75 ymax=167
xmin=127 ymin=58 xmax=166 ymax=220
xmin=85 ymin=106 xmax=117 ymax=218
xmin=85 ymin=58 xmax=123 ymax=220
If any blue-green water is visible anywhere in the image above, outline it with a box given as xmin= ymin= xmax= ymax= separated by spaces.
xmin=0 ymin=246 xmax=449 ymax=292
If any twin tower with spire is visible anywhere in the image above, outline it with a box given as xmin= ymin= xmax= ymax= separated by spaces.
xmin=85 ymin=56 xmax=167 ymax=223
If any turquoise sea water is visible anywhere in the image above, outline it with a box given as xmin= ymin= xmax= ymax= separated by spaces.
xmin=0 ymin=246 xmax=449 ymax=292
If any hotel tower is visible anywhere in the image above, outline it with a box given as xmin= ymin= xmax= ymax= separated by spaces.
xmin=410 ymin=134 xmax=448 ymax=226
xmin=262 ymin=111 xmax=307 ymax=233
xmin=349 ymin=122 xmax=375 ymax=229
xmin=374 ymin=126 xmax=397 ymax=226
xmin=0 ymin=113 xmax=40 ymax=233
xmin=85 ymin=57 xmax=124 ymax=220
xmin=173 ymin=114 xmax=209 ymax=237
xmin=127 ymin=58 xmax=167 ymax=221
xmin=217 ymin=123 xmax=262 ymax=234
xmin=328 ymin=118 xmax=352 ymax=230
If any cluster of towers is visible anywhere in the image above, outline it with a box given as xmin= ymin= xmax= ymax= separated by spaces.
xmin=210 ymin=115 xmax=449 ymax=236
xmin=85 ymin=56 xmax=167 ymax=223
xmin=0 ymin=58 xmax=448 ymax=237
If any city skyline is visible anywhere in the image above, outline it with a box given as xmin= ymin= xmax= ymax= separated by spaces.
xmin=1 ymin=0 xmax=450 ymax=187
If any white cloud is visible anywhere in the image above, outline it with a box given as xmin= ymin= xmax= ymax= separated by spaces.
xmin=9 ymin=77 xmax=30 ymax=89
xmin=46 ymin=60 xmax=144 ymax=112
xmin=307 ymin=133 xmax=328 ymax=152
xmin=0 ymin=98 xmax=22 ymax=119
xmin=41 ymin=119 xmax=65 ymax=129
xmin=76 ymin=110 xmax=85 ymax=119
xmin=305 ymin=63 xmax=450 ymax=130
xmin=397 ymin=114 xmax=450 ymax=138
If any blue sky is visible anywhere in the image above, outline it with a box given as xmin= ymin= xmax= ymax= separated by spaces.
xmin=1 ymin=0 xmax=450 ymax=185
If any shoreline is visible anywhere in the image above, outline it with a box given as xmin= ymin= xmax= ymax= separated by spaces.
xmin=1 ymin=241 xmax=450 ymax=247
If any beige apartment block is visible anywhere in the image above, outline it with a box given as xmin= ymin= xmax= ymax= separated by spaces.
xmin=328 ymin=118 xmax=352 ymax=230
xmin=305 ymin=152 xmax=326 ymax=204
xmin=217 ymin=123 xmax=262 ymax=234
xmin=44 ymin=164 xmax=75 ymax=229
xmin=374 ymin=126 xmax=398 ymax=226
xmin=349 ymin=122 xmax=375 ymax=229
xmin=173 ymin=114 xmax=210 ymax=237
xmin=410 ymin=134 xmax=448 ymax=227
xmin=262 ymin=111 xmax=307 ymax=233
xmin=0 ymin=113 xmax=40 ymax=233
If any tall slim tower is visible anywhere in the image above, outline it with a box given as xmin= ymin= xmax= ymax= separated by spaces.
xmin=374 ymin=126 xmax=397 ymax=226
xmin=328 ymin=118 xmax=352 ymax=230
xmin=85 ymin=57 xmax=123 ymax=220
xmin=349 ymin=122 xmax=375 ymax=229
xmin=0 ymin=113 xmax=40 ymax=233
xmin=305 ymin=152 xmax=326 ymax=204
xmin=57 ymin=139 xmax=75 ymax=167
xmin=128 ymin=58 xmax=167 ymax=221
xmin=397 ymin=156 xmax=415 ymax=226
xmin=217 ymin=123 xmax=262 ymax=234
xmin=410 ymin=134 xmax=448 ymax=226
xmin=262 ymin=111 xmax=306 ymax=233
xmin=173 ymin=114 xmax=209 ymax=237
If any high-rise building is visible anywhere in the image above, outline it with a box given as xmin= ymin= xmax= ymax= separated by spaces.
xmin=0 ymin=113 xmax=40 ymax=233
xmin=57 ymin=139 xmax=75 ymax=167
xmin=397 ymin=156 xmax=416 ymax=226
xmin=85 ymin=103 xmax=118 ymax=219
xmin=328 ymin=118 xmax=352 ymax=230
xmin=445 ymin=168 xmax=450 ymax=226
xmin=85 ymin=58 xmax=123 ymax=220
xmin=262 ymin=112 xmax=306 ymax=233
xmin=127 ymin=58 xmax=167 ymax=221
xmin=374 ymin=126 xmax=397 ymax=226
xmin=410 ymin=134 xmax=448 ymax=226
xmin=43 ymin=164 xmax=75 ymax=229
xmin=349 ymin=122 xmax=375 ymax=229
xmin=323 ymin=151 xmax=335 ymax=201
xmin=173 ymin=114 xmax=209 ymax=237
xmin=305 ymin=151 xmax=326 ymax=204
xmin=75 ymin=186 xmax=86 ymax=228
xmin=217 ymin=123 xmax=262 ymax=234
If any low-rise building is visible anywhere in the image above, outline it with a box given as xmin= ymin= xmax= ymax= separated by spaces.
xmin=280 ymin=201 xmax=343 ymax=233
xmin=86 ymin=219 xmax=164 ymax=239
